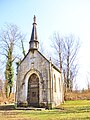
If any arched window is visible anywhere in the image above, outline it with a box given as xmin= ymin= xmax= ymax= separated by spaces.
xmin=54 ymin=74 xmax=56 ymax=92
xmin=59 ymin=77 xmax=61 ymax=91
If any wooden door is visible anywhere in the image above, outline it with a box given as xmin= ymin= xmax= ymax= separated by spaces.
xmin=27 ymin=73 xmax=39 ymax=107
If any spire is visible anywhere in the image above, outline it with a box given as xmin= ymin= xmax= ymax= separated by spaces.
xmin=30 ymin=15 xmax=37 ymax=41
xmin=29 ymin=15 xmax=39 ymax=50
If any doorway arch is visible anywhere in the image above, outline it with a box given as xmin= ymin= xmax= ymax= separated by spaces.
xmin=27 ymin=73 xmax=39 ymax=107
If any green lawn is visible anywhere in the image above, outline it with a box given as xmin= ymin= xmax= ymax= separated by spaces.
xmin=0 ymin=100 xmax=90 ymax=120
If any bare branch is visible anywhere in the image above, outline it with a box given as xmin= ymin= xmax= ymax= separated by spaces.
xmin=51 ymin=32 xmax=81 ymax=91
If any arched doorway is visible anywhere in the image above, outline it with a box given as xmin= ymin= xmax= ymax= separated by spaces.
xmin=27 ymin=73 xmax=39 ymax=107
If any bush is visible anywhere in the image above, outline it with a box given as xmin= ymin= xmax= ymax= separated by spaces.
xmin=64 ymin=90 xmax=90 ymax=101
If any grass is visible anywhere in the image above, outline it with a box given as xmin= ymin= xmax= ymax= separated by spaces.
xmin=0 ymin=100 xmax=90 ymax=120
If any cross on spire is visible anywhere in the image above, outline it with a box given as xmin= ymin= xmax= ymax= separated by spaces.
xmin=33 ymin=15 xmax=36 ymax=24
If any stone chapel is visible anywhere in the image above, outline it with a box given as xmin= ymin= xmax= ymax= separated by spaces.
xmin=16 ymin=16 xmax=64 ymax=109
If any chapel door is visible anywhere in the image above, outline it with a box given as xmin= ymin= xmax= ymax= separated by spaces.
xmin=27 ymin=73 xmax=39 ymax=107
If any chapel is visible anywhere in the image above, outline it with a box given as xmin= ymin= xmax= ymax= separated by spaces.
xmin=16 ymin=16 xmax=64 ymax=109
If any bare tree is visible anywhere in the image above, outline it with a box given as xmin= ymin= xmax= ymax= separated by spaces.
xmin=0 ymin=24 xmax=26 ymax=97
xmin=51 ymin=33 xmax=65 ymax=72
xmin=64 ymin=35 xmax=80 ymax=91
xmin=0 ymin=79 xmax=3 ymax=93
xmin=51 ymin=33 xmax=80 ymax=92
xmin=39 ymin=40 xmax=45 ymax=54
xmin=39 ymin=40 xmax=51 ymax=60
xmin=21 ymin=39 xmax=26 ymax=57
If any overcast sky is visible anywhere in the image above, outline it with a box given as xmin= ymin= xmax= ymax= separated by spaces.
xmin=0 ymin=0 xmax=90 ymax=89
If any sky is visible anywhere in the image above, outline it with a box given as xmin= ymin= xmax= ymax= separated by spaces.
xmin=0 ymin=0 xmax=90 ymax=89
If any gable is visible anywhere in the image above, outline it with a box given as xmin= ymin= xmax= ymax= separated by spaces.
xmin=18 ymin=49 xmax=61 ymax=74
xmin=17 ymin=50 xmax=50 ymax=76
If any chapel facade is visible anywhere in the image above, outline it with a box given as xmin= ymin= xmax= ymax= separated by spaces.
xmin=16 ymin=16 xmax=64 ymax=109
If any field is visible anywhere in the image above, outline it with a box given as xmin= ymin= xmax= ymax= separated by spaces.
xmin=0 ymin=100 xmax=90 ymax=120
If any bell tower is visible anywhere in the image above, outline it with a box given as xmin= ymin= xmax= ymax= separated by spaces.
xmin=29 ymin=15 xmax=39 ymax=50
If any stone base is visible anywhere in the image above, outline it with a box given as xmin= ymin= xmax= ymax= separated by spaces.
xmin=17 ymin=101 xmax=28 ymax=107
xmin=17 ymin=101 xmax=52 ymax=109
xmin=39 ymin=102 xmax=52 ymax=109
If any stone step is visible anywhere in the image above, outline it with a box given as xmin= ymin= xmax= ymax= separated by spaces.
xmin=16 ymin=107 xmax=45 ymax=111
